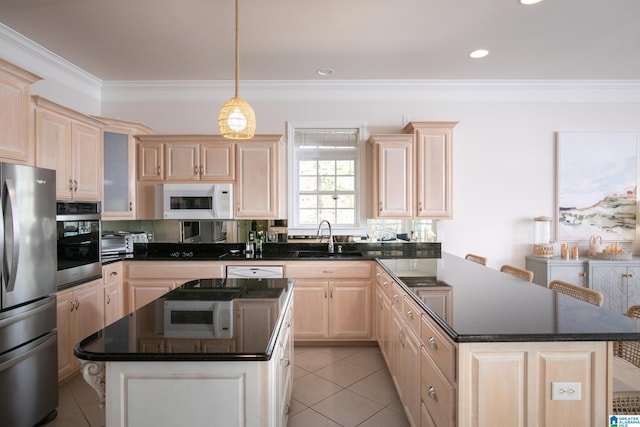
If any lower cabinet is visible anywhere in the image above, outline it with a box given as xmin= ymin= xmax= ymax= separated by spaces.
xmin=103 ymin=262 xmax=124 ymax=326
xmin=286 ymin=261 xmax=373 ymax=341
xmin=376 ymin=264 xmax=611 ymax=427
xmin=56 ymin=278 xmax=104 ymax=382
xmin=235 ymin=299 xmax=279 ymax=352
xmin=525 ymin=256 xmax=588 ymax=287
xmin=590 ymin=262 xmax=640 ymax=314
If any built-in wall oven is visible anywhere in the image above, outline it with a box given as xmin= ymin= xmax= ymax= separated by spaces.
xmin=56 ymin=202 xmax=102 ymax=288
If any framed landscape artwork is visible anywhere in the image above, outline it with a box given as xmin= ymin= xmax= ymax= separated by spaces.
xmin=556 ymin=132 xmax=637 ymax=242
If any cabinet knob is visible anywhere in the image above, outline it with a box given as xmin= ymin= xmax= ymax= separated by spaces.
xmin=75 ymin=298 xmax=79 ymax=310
xmin=110 ymin=271 xmax=118 ymax=277
xmin=428 ymin=336 xmax=438 ymax=350
xmin=284 ymin=404 xmax=291 ymax=415
xmin=129 ymin=202 xmax=133 ymax=212
xmin=281 ymin=357 xmax=291 ymax=367
xmin=393 ymin=294 xmax=399 ymax=302
xmin=406 ymin=310 xmax=414 ymax=320
xmin=69 ymin=299 xmax=75 ymax=312
xmin=68 ymin=179 xmax=73 ymax=191
xmin=428 ymin=386 xmax=438 ymax=402
xmin=74 ymin=180 xmax=78 ymax=191
xmin=157 ymin=166 xmax=161 ymax=175
xmin=383 ymin=281 xmax=388 ymax=288
xmin=193 ymin=166 xmax=198 ymax=176
xmin=106 ymin=295 xmax=111 ymax=305
xmin=200 ymin=166 xmax=204 ymax=175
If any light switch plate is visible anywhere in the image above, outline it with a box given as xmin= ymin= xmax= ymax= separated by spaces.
xmin=551 ymin=382 xmax=581 ymax=400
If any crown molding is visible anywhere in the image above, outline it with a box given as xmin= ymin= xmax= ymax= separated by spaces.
xmin=102 ymin=79 xmax=640 ymax=103
xmin=0 ymin=24 xmax=102 ymax=101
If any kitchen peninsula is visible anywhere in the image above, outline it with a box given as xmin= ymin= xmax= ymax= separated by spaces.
xmin=76 ymin=250 xmax=640 ymax=426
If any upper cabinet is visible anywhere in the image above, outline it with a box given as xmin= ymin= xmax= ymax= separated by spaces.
xmin=96 ymin=117 xmax=153 ymax=220
xmin=235 ymin=135 xmax=286 ymax=219
xmin=34 ymin=96 xmax=103 ymax=201
xmin=136 ymin=135 xmax=235 ymax=182
xmin=404 ymin=121 xmax=456 ymax=219
xmin=368 ymin=134 xmax=414 ymax=218
xmin=0 ymin=59 xmax=41 ymax=164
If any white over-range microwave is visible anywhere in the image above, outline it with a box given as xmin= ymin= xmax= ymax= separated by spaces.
xmin=155 ymin=183 xmax=233 ymax=220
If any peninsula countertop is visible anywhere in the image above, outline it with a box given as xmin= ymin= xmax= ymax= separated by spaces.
xmin=74 ymin=277 xmax=293 ymax=362
xmin=380 ymin=253 xmax=640 ymax=343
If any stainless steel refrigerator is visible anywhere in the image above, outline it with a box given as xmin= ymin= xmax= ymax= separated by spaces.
xmin=0 ymin=163 xmax=58 ymax=426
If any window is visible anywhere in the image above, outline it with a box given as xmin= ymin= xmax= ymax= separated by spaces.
xmin=287 ymin=122 xmax=367 ymax=236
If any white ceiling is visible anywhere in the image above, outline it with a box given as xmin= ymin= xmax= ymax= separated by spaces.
xmin=0 ymin=0 xmax=639 ymax=82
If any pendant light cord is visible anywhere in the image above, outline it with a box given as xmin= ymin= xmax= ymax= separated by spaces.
xmin=234 ymin=0 xmax=240 ymax=99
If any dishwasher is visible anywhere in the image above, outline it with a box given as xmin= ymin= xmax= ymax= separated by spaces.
xmin=226 ymin=265 xmax=284 ymax=279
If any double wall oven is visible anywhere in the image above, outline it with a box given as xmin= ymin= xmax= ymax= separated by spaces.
xmin=56 ymin=202 xmax=102 ymax=289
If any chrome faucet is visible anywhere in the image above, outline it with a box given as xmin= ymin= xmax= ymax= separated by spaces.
xmin=316 ymin=219 xmax=334 ymax=253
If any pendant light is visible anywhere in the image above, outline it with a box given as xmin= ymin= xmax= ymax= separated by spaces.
xmin=218 ymin=0 xmax=256 ymax=139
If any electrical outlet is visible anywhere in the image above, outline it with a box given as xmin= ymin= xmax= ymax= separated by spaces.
xmin=551 ymin=382 xmax=581 ymax=400
xmin=410 ymin=259 xmax=418 ymax=270
xmin=402 ymin=114 xmax=410 ymax=125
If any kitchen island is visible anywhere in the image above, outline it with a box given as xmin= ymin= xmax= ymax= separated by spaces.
xmin=75 ymin=277 xmax=293 ymax=427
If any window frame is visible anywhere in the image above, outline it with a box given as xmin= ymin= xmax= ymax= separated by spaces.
xmin=286 ymin=121 xmax=368 ymax=236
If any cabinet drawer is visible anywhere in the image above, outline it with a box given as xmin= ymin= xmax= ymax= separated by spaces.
xmin=126 ymin=261 xmax=225 ymax=280
xmin=375 ymin=268 xmax=394 ymax=300
xmin=421 ymin=314 xmax=456 ymax=383
xmin=402 ymin=294 xmax=421 ymax=336
xmin=421 ymin=347 xmax=456 ymax=427
xmin=103 ymin=262 xmax=123 ymax=286
xmin=391 ymin=281 xmax=404 ymax=306
xmin=285 ymin=261 xmax=372 ymax=279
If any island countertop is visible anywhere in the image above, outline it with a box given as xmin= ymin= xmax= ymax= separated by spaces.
xmin=74 ymin=277 xmax=293 ymax=362
xmin=381 ymin=253 xmax=640 ymax=343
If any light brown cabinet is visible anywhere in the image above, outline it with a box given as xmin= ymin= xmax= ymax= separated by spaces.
xmin=137 ymin=140 xmax=164 ymax=181
xmin=235 ymin=135 xmax=286 ymax=219
xmin=34 ymin=97 xmax=103 ymax=201
xmin=404 ymin=122 xmax=457 ymax=219
xmin=0 ymin=58 xmax=40 ymax=164
xmin=96 ymin=117 xmax=152 ymax=220
xmin=368 ymin=134 xmax=414 ymax=218
xmin=235 ymin=299 xmax=279 ymax=352
xmin=56 ymin=278 xmax=104 ymax=382
xmin=103 ymin=262 xmax=124 ymax=326
xmin=286 ymin=261 xmax=373 ymax=341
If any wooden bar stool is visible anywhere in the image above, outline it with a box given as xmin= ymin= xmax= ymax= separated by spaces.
xmin=548 ymin=280 xmax=603 ymax=307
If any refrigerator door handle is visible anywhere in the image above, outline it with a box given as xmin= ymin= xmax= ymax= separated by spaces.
xmin=3 ymin=179 xmax=20 ymax=292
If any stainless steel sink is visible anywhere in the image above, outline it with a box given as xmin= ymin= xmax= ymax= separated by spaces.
xmin=294 ymin=250 xmax=363 ymax=258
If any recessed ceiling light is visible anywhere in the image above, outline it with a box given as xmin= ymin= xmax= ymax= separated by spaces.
xmin=519 ymin=0 xmax=543 ymax=4
xmin=469 ymin=49 xmax=489 ymax=59
xmin=317 ymin=68 xmax=335 ymax=77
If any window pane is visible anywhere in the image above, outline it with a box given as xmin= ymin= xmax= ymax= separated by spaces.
xmin=299 ymin=161 xmax=317 ymax=175
xmin=336 ymin=176 xmax=354 ymax=192
xmin=299 ymin=209 xmax=318 ymax=224
xmin=299 ymin=177 xmax=317 ymax=192
xmin=299 ymin=194 xmax=317 ymax=208
xmin=336 ymin=160 xmax=354 ymax=175
xmin=318 ymin=161 xmax=335 ymax=176
xmin=337 ymin=209 xmax=355 ymax=224
xmin=318 ymin=195 xmax=336 ymax=208
xmin=318 ymin=210 xmax=336 ymax=223
xmin=337 ymin=194 xmax=354 ymax=208
xmin=319 ymin=176 xmax=335 ymax=192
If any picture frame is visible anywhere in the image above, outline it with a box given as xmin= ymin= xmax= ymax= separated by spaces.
xmin=556 ymin=132 xmax=637 ymax=242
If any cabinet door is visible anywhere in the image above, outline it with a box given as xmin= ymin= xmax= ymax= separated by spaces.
xmin=0 ymin=61 xmax=37 ymax=162
xmin=549 ymin=264 xmax=587 ymax=287
xmin=370 ymin=135 xmax=413 ymax=218
xmin=403 ymin=326 xmax=422 ymax=427
xmin=236 ymin=300 xmax=278 ymax=352
xmin=75 ymin=279 xmax=105 ymax=341
xmin=329 ymin=280 xmax=371 ymax=338
xmin=103 ymin=131 xmax=135 ymax=218
xmin=137 ymin=142 xmax=164 ymax=181
xmin=627 ymin=266 xmax=640 ymax=310
xmin=590 ymin=265 xmax=627 ymax=314
xmin=128 ymin=280 xmax=175 ymax=312
xmin=165 ymin=142 xmax=200 ymax=181
xmin=408 ymin=122 xmax=456 ymax=219
xmin=235 ymin=139 xmax=279 ymax=218
xmin=56 ymin=289 xmax=77 ymax=380
xmin=391 ymin=306 xmax=404 ymax=400
xmin=72 ymin=122 xmax=102 ymax=201
xmin=201 ymin=141 xmax=235 ymax=181
xmin=293 ymin=280 xmax=329 ymax=339
xmin=36 ymin=109 xmax=73 ymax=199
xmin=104 ymin=281 xmax=123 ymax=326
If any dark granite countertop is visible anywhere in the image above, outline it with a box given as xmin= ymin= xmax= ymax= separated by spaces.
xmin=102 ymin=241 xmax=441 ymax=264
xmin=382 ymin=253 xmax=640 ymax=343
xmin=74 ymin=277 xmax=293 ymax=362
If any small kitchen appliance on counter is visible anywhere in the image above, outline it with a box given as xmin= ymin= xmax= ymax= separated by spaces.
xmin=101 ymin=232 xmax=134 ymax=256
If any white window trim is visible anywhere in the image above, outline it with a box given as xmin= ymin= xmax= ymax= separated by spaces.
xmin=287 ymin=121 xmax=368 ymax=236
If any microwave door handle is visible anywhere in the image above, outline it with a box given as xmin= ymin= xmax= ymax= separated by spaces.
xmin=3 ymin=179 xmax=19 ymax=292
xmin=213 ymin=187 xmax=220 ymax=218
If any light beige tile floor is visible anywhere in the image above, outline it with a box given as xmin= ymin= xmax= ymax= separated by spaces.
xmin=50 ymin=346 xmax=409 ymax=427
